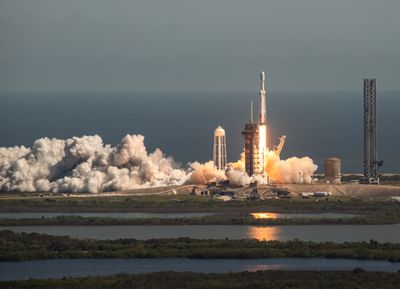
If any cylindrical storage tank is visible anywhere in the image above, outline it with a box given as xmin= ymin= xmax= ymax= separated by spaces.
xmin=324 ymin=157 xmax=341 ymax=184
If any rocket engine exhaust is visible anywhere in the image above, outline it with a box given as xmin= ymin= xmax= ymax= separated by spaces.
xmin=242 ymin=71 xmax=318 ymax=183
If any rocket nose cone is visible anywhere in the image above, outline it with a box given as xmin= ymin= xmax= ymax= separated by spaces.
xmin=260 ymin=71 xmax=265 ymax=81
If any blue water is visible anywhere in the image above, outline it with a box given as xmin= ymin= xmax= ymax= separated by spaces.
xmin=0 ymin=212 xmax=214 ymax=219
xmin=3 ymin=224 xmax=400 ymax=242
xmin=0 ymin=91 xmax=399 ymax=172
xmin=0 ymin=212 xmax=357 ymax=219
xmin=1 ymin=258 xmax=399 ymax=281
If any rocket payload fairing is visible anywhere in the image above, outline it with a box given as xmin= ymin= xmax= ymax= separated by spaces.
xmin=259 ymin=71 xmax=266 ymax=125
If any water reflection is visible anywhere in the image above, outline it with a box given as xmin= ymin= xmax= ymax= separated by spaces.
xmin=251 ymin=213 xmax=279 ymax=219
xmin=3 ymin=224 xmax=400 ymax=242
xmin=247 ymin=226 xmax=280 ymax=240
xmin=2 ymin=258 xmax=400 ymax=281
xmin=245 ymin=264 xmax=287 ymax=272
xmin=250 ymin=212 xmax=360 ymax=219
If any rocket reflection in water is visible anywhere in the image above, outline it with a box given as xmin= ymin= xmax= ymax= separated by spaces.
xmin=247 ymin=226 xmax=280 ymax=241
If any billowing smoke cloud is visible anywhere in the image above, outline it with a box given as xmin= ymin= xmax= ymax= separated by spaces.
xmin=0 ymin=135 xmax=187 ymax=193
xmin=266 ymin=154 xmax=318 ymax=184
xmin=0 ymin=134 xmax=318 ymax=193
xmin=187 ymin=161 xmax=226 ymax=184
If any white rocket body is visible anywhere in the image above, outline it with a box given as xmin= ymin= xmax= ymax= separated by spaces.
xmin=259 ymin=71 xmax=266 ymax=125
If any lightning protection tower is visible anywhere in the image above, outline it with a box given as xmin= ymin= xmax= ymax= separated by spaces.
xmin=213 ymin=126 xmax=227 ymax=170
xmin=361 ymin=79 xmax=379 ymax=184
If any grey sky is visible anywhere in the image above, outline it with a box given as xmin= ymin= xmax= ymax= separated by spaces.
xmin=0 ymin=0 xmax=399 ymax=92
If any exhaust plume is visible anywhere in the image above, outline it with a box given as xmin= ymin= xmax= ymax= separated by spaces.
xmin=0 ymin=135 xmax=187 ymax=193
xmin=0 ymin=134 xmax=318 ymax=193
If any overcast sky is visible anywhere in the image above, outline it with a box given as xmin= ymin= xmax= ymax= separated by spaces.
xmin=0 ymin=0 xmax=399 ymax=92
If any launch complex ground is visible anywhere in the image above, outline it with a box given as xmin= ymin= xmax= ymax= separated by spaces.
xmin=2 ymin=180 xmax=400 ymax=201
xmin=1 ymin=172 xmax=400 ymax=201
xmin=2 ymin=184 xmax=400 ymax=227
xmin=1 ymin=176 xmax=400 ymax=213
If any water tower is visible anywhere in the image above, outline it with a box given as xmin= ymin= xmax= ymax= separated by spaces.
xmin=213 ymin=126 xmax=227 ymax=170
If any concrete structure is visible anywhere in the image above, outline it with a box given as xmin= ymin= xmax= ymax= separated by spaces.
xmin=324 ymin=157 xmax=341 ymax=184
xmin=361 ymin=79 xmax=379 ymax=184
xmin=213 ymin=126 xmax=227 ymax=170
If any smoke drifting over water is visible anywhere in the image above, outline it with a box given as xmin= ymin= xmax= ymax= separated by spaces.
xmin=0 ymin=134 xmax=318 ymax=193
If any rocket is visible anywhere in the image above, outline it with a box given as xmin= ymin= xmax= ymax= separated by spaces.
xmin=259 ymin=71 xmax=266 ymax=125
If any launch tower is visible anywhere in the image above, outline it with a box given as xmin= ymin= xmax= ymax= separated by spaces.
xmin=242 ymin=123 xmax=260 ymax=176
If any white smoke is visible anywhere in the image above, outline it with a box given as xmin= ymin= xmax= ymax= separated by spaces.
xmin=187 ymin=161 xmax=226 ymax=185
xmin=266 ymin=155 xmax=318 ymax=184
xmin=0 ymin=134 xmax=318 ymax=193
xmin=0 ymin=134 xmax=187 ymax=193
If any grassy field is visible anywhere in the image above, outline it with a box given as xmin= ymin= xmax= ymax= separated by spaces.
xmin=1 ymin=271 xmax=399 ymax=289
xmin=1 ymin=194 xmax=400 ymax=225
xmin=2 ymin=230 xmax=400 ymax=261
xmin=0 ymin=213 xmax=397 ymax=226
xmin=0 ymin=194 xmax=397 ymax=213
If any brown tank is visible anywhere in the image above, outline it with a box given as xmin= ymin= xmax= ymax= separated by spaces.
xmin=324 ymin=157 xmax=341 ymax=184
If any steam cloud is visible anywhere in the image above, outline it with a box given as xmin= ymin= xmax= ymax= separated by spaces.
xmin=0 ymin=135 xmax=186 ymax=193
xmin=0 ymin=134 xmax=318 ymax=193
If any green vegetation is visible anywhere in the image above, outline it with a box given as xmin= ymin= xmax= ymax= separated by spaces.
xmin=0 ymin=214 xmax=394 ymax=226
xmin=0 ymin=194 xmax=399 ymax=213
xmin=2 ymin=230 xmax=400 ymax=262
xmin=1 ymin=195 xmax=400 ymax=225
xmin=1 ymin=271 xmax=400 ymax=289
xmin=0 ymin=194 xmax=222 ymax=212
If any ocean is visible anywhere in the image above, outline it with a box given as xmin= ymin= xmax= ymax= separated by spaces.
xmin=0 ymin=91 xmax=398 ymax=173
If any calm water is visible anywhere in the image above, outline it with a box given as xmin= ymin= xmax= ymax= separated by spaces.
xmin=0 ymin=212 xmax=357 ymax=219
xmin=1 ymin=258 xmax=400 ymax=281
xmin=0 ymin=212 xmax=214 ymax=219
xmin=3 ymin=224 xmax=400 ymax=242
xmin=0 ymin=91 xmax=399 ymax=172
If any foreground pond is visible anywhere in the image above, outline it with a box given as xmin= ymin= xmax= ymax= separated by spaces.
xmin=0 ymin=212 xmax=360 ymax=219
xmin=1 ymin=258 xmax=399 ymax=281
xmin=0 ymin=212 xmax=214 ymax=219
xmin=2 ymin=224 xmax=400 ymax=242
